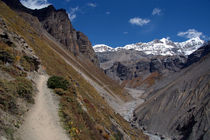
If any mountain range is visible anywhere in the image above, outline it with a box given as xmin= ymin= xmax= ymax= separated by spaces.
xmin=93 ymin=37 xmax=204 ymax=56
xmin=0 ymin=0 xmax=209 ymax=140
xmin=93 ymin=37 xmax=210 ymax=139
xmin=93 ymin=37 xmax=206 ymax=88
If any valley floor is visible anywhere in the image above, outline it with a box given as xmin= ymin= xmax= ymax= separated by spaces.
xmin=15 ymin=75 xmax=69 ymax=140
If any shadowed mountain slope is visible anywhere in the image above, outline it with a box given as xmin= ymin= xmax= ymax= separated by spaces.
xmin=134 ymin=43 xmax=210 ymax=140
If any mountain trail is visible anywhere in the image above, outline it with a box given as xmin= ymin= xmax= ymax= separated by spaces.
xmin=17 ymin=75 xmax=70 ymax=140
xmin=43 ymin=31 xmax=146 ymax=120
xmin=43 ymin=32 xmax=124 ymax=109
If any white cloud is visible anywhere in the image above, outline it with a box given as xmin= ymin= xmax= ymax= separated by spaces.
xmin=152 ymin=8 xmax=161 ymax=16
xmin=66 ymin=0 xmax=70 ymax=2
xmin=166 ymin=37 xmax=171 ymax=40
xmin=123 ymin=32 xmax=128 ymax=34
xmin=68 ymin=13 xmax=76 ymax=21
xmin=68 ymin=7 xmax=79 ymax=21
xmin=106 ymin=11 xmax=111 ymax=15
xmin=88 ymin=3 xmax=97 ymax=7
xmin=177 ymin=29 xmax=204 ymax=39
xmin=129 ymin=17 xmax=150 ymax=26
xmin=20 ymin=0 xmax=50 ymax=9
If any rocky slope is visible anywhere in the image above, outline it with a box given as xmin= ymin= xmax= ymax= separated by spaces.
xmin=2 ymin=0 xmax=99 ymax=66
xmin=0 ymin=1 xmax=147 ymax=140
xmin=94 ymin=37 xmax=210 ymax=140
xmin=104 ymin=54 xmax=186 ymax=85
xmin=96 ymin=50 xmax=187 ymax=88
xmin=0 ymin=15 xmax=41 ymax=139
xmin=134 ymin=43 xmax=210 ymax=140
xmin=2 ymin=1 xmax=209 ymax=140
xmin=94 ymin=38 xmax=205 ymax=88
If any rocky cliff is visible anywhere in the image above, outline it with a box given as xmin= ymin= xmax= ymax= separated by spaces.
xmin=2 ymin=0 xmax=99 ymax=66
xmin=0 ymin=1 xmax=147 ymax=139
xmin=134 ymin=43 xmax=210 ymax=140
xmin=99 ymin=49 xmax=187 ymax=88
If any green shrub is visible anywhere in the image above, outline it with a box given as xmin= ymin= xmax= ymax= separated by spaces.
xmin=47 ymin=76 xmax=69 ymax=90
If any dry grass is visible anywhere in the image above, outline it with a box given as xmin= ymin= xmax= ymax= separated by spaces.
xmin=42 ymin=35 xmax=131 ymax=101
xmin=120 ymin=72 xmax=160 ymax=89
xmin=0 ymin=1 xmax=148 ymax=140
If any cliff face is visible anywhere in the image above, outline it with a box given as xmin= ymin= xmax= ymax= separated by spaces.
xmin=2 ymin=0 xmax=99 ymax=66
xmin=101 ymin=51 xmax=186 ymax=88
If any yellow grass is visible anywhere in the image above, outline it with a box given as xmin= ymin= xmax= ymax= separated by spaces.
xmin=0 ymin=1 xmax=148 ymax=139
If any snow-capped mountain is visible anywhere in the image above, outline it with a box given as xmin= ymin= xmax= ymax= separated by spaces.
xmin=92 ymin=44 xmax=114 ymax=52
xmin=93 ymin=37 xmax=205 ymax=56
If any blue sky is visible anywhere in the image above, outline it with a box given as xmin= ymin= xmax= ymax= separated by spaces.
xmin=21 ymin=0 xmax=210 ymax=47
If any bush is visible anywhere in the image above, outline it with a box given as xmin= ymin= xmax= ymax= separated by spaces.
xmin=47 ymin=76 xmax=69 ymax=90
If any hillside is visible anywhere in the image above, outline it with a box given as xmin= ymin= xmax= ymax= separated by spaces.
xmin=1 ymin=0 xmax=209 ymax=140
xmin=2 ymin=0 xmax=99 ymax=66
xmin=93 ymin=20 xmax=210 ymax=140
xmin=134 ymin=43 xmax=210 ymax=140
xmin=0 ymin=1 xmax=147 ymax=140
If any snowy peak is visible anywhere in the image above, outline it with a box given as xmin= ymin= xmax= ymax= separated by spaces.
xmin=160 ymin=37 xmax=171 ymax=44
xmin=178 ymin=37 xmax=204 ymax=47
xmin=176 ymin=37 xmax=205 ymax=55
xmin=93 ymin=37 xmax=205 ymax=56
xmin=93 ymin=44 xmax=114 ymax=52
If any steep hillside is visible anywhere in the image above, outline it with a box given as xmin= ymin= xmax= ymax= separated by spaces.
xmin=134 ymin=43 xmax=210 ymax=140
xmin=2 ymin=0 xmax=99 ymax=66
xmin=0 ymin=15 xmax=41 ymax=139
xmin=2 ymin=0 xmax=129 ymax=102
xmin=0 ymin=1 xmax=147 ymax=140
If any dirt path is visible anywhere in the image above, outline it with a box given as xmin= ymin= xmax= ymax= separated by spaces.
xmin=17 ymin=75 xmax=70 ymax=140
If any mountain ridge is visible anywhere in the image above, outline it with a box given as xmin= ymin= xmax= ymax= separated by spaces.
xmin=93 ymin=37 xmax=204 ymax=56
xmin=0 ymin=1 xmax=149 ymax=139
xmin=2 ymin=0 xmax=99 ymax=66
xmin=1 ymin=0 xmax=209 ymax=140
